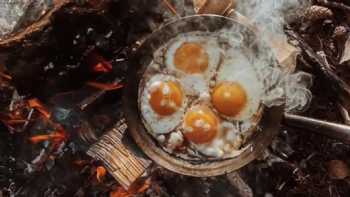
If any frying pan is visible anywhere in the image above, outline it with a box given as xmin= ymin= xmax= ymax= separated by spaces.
xmin=123 ymin=14 xmax=350 ymax=177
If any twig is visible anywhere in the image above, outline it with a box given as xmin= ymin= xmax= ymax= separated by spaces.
xmin=337 ymin=103 xmax=350 ymax=125
xmin=285 ymin=29 xmax=350 ymax=110
xmin=22 ymin=108 xmax=34 ymax=131
xmin=317 ymin=0 xmax=350 ymax=12
xmin=0 ymin=72 xmax=12 ymax=80
xmin=161 ymin=0 xmax=180 ymax=17
xmin=226 ymin=172 xmax=253 ymax=197
xmin=78 ymin=78 xmax=122 ymax=110
xmin=318 ymin=51 xmax=350 ymax=125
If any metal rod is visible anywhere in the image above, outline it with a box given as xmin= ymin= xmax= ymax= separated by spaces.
xmin=283 ymin=113 xmax=350 ymax=144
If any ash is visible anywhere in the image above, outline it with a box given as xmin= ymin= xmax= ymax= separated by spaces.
xmin=0 ymin=0 xmax=52 ymax=38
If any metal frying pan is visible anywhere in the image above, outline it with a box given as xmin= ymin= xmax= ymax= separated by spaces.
xmin=123 ymin=14 xmax=350 ymax=177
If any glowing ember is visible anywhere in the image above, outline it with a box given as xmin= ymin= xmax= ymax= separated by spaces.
xmin=29 ymin=131 xmax=66 ymax=144
xmin=86 ymin=81 xmax=123 ymax=91
xmin=110 ymin=178 xmax=151 ymax=197
xmin=96 ymin=166 xmax=107 ymax=182
xmin=93 ymin=62 xmax=113 ymax=73
xmin=0 ymin=72 xmax=12 ymax=80
xmin=5 ymin=119 xmax=27 ymax=125
xmin=87 ymin=51 xmax=113 ymax=73
xmin=28 ymin=98 xmax=51 ymax=119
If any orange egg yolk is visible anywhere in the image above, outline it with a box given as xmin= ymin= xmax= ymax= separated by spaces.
xmin=212 ymin=82 xmax=247 ymax=117
xmin=149 ymin=81 xmax=183 ymax=116
xmin=183 ymin=106 xmax=219 ymax=144
xmin=174 ymin=42 xmax=209 ymax=74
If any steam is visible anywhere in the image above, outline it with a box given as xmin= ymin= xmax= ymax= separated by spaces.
xmin=236 ymin=0 xmax=310 ymax=35
xmin=235 ymin=0 xmax=313 ymax=113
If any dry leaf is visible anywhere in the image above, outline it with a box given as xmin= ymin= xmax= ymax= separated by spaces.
xmin=328 ymin=160 xmax=349 ymax=180
xmin=230 ymin=11 xmax=299 ymax=72
xmin=340 ymin=36 xmax=350 ymax=64
xmin=193 ymin=0 xmax=206 ymax=13
xmin=268 ymin=33 xmax=299 ymax=72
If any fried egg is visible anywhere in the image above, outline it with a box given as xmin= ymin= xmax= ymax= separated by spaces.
xmin=139 ymin=74 xmax=187 ymax=134
xmin=214 ymin=49 xmax=263 ymax=121
xmin=165 ymin=34 xmax=221 ymax=79
xmin=139 ymin=32 xmax=266 ymax=160
xmin=181 ymin=105 xmax=244 ymax=158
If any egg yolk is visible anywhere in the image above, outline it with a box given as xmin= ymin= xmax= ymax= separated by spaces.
xmin=212 ymin=82 xmax=247 ymax=117
xmin=149 ymin=81 xmax=183 ymax=116
xmin=174 ymin=42 xmax=209 ymax=74
xmin=183 ymin=106 xmax=219 ymax=144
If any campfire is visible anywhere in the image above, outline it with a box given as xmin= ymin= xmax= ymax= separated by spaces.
xmin=1 ymin=0 xmax=350 ymax=196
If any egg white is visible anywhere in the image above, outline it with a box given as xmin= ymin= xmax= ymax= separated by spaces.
xmin=165 ymin=33 xmax=221 ymax=80
xmin=191 ymin=121 xmax=244 ymax=158
xmin=216 ymin=49 xmax=263 ymax=121
xmin=139 ymin=74 xmax=187 ymax=135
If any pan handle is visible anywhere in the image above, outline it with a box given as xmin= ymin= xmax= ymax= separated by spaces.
xmin=283 ymin=113 xmax=350 ymax=144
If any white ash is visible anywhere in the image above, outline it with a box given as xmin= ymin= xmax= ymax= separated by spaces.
xmin=0 ymin=0 xmax=53 ymax=38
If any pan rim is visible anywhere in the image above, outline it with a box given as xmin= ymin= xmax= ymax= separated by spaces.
xmin=123 ymin=14 xmax=284 ymax=177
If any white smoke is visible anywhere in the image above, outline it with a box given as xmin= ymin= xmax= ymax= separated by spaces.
xmin=236 ymin=0 xmax=310 ymax=35
xmin=235 ymin=0 xmax=313 ymax=113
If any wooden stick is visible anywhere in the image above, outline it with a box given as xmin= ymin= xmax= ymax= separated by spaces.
xmin=87 ymin=119 xmax=152 ymax=189
xmin=338 ymin=103 xmax=350 ymax=125
xmin=0 ymin=72 xmax=12 ymax=80
xmin=226 ymin=172 xmax=253 ymax=197
xmin=161 ymin=0 xmax=180 ymax=17
xmin=317 ymin=0 xmax=350 ymax=12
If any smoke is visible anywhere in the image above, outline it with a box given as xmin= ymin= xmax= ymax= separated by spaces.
xmin=235 ymin=0 xmax=313 ymax=113
xmin=236 ymin=0 xmax=310 ymax=35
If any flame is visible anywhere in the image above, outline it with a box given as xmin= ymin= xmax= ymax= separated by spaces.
xmin=28 ymin=98 xmax=51 ymax=119
xmin=29 ymin=131 xmax=66 ymax=144
xmin=96 ymin=166 xmax=107 ymax=182
xmin=86 ymin=81 xmax=123 ymax=91
xmin=87 ymin=51 xmax=113 ymax=73
xmin=110 ymin=178 xmax=151 ymax=197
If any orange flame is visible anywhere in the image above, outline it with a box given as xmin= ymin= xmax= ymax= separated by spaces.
xmin=96 ymin=166 xmax=107 ymax=182
xmin=110 ymin=178 xmax=151 ymax=197
xmin=28 ymin=98 xmax=51 ymax=119
xmin=29 ymin=131 xmax=66 ymax=144
xmin=86 ymin=81 xmax=123 ymax=91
